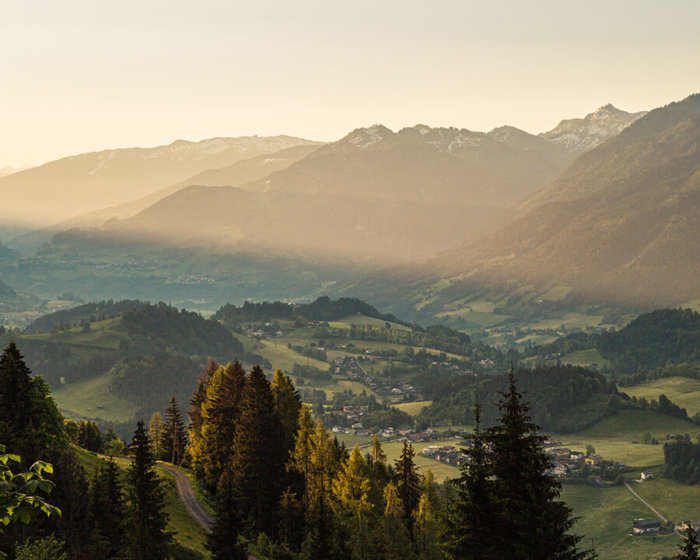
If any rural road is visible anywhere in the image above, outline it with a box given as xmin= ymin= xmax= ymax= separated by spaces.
xmin=623 ymin=480 xmax=668 ymax=523
xmin=156 ymin=463 xmax=214 ymax=530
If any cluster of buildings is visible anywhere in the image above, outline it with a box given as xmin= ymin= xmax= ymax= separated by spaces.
xmin=421 ymin=444 xmax=468 ymax=467
xmin=545 ymin=447 xmax=624 ymax=481
xmin=334 ymin=356 xmax=417 ymax=397
xmin=246 ymin=322 xmax=284 ymax=339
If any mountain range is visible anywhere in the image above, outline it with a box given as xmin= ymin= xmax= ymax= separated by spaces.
xmin=1 ymin=97 xmax=693 ymax=336
xmin=348 ymin=94 xmax=700 ymax=325
xmin=0 ymin=135 xmax=320 ymax=231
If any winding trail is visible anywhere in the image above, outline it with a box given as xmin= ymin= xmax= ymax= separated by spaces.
xmin=156 ymin=463 xmax=213 ymax=531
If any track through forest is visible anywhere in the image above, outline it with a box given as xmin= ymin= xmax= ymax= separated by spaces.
xmin=156 ymin=463 xmax=214 ymax=530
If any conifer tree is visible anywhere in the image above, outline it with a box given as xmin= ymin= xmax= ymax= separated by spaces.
xmin=394 ymin=441 xmax=422 ymax=539
xmin=271 ymin=369 xmax=302 ymax=458
xmin=197 ymin=361 xmax=247 ymax=489
xmin=207 ymin=467 xmax=247 ymax=560
xmin=160 ymin=396 xmax=188 ymax=465
xmin=376 ymin=483 xmax=412 ymax=560
xmin=124 ymin=420 xmax=172 ymax=560
xmin=332 ymin=445 xmax=372 ymax=559
xmin=299 ymin=419 xmax=340 ymax=560
xmin=188 ymin=358 xmax=219 ymax=476
xmin=370 ymin=435 xmax=386 ymax=465
xmin=89 ymin=460 xmax=125 ymax=560
xmin=0 ymin=342 xmax=65 ymax=464
xmin=52 ymin=450 xmax=92 ymax=560
xmin=679 ymin=526 xmax=699 ymax=560
xmin=486 ymin=370 xmax=592 ymax=560
xmin=149 ymin=412 xmax=164 ymax=459
xmin=230 ymin=365 xmax=284 ymax=536
xmin=415 ymin=470 xmax=442 ymax=560
xmin=441 ymin=402 xmax=498 ymax=560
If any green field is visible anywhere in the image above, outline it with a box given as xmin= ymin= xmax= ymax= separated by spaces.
xmin=623 ymin=377 xmax=700 ymax=416
xmin=328 ymin=315 xmax=411 ymax=331
xmin=561 ymin=348 xmax=608 ymax=367
xmin=552 ymin=409 xmax=700 ymax=468
xmin=561 ymin=481 xmax=691 ymax=560
xmin=382 ymin=439 xmax=462 ymax=483
xmin=394 ymin=401 xmax=433 ymax=417
xmin=53 ymin=372 xmax=138 ymax=423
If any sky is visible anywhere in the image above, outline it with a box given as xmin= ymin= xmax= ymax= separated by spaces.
xmin=1 ymin=0 xmax=699 ymax=167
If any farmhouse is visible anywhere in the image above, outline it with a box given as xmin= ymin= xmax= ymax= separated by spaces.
xmin=632 ymin=518 xmax=662 ymax=535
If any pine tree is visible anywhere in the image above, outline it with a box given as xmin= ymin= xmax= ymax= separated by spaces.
xmin=271 ymin=369 xmax=302 ymax=458
xmin=89 ymin=459 xmax=125 ymax=560
xmin=230 ymin=365 xmax=284 ymax=537
xmin=188 ymin=359 xmax=219 ymax=478
xmin=679 ymin=526 xmax=699 ymax=560
xmin=332 ymin=445 xmax=372 ymax=560
xmin=149 ymin=412 xmax=164 ymax=459
xmin=52 ymin=450 xmax=92 ymax=560
xmin=197 ymin=361 xmax=246 ymax=490
xmin=486 ymin=369 xmax=592 ymax=560
xmin=207 ymin=467 xmax=247 ymax=560
xmin=441 ymin=402 xmax=498 ymax=560
xmin=369 ymin=435 xmax=386 ymax=465
xmin=160 ymin=396 xmax=188 ymax=465
xmin=124 ymin=420 xmax=172 ymax=560
xmin=299 ymin=419 xmax=341 ymax=560
xmin=394 ymin=441 xmax=422 ymax=539
xmin=0 ymin=342 xmax=65 ymax=464
xmin=376 ymin=483 xmax=412 ymax=560
xmin=415 ymin=470 xmax=442 ymax=560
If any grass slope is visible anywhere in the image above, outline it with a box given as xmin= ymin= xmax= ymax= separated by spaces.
xmin=72 ymin=446 xmax=210 ymax=559
xmin=552 ymin=409 xmax=700 ymax=468
xmin=623 ymin=377 xmax=700 ymax=416
xmin=52 ymin=372 xmax=138 ymax=423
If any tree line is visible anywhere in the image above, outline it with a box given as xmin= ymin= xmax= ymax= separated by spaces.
xmin=186 ymin=357 xmax=594 ymax=559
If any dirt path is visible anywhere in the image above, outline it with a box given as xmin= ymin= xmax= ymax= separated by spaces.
xmin=623 ymin=480 xmax=668 ymax=523
xmin=156 ymin=463 xmax=214 ymax=531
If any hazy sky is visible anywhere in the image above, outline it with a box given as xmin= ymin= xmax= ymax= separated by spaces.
xmin=1 ymin=0 xmax=699 ymax=167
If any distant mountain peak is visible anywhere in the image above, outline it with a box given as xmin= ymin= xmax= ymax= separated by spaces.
xmin=541 ymin=103 xmax=647 ymax=154
xmin=339 ymin=124 xmax=397 ymax=149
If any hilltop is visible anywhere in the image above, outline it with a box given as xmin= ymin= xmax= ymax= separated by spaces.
xmin=0 ymin=135 xmax=318 ymax=230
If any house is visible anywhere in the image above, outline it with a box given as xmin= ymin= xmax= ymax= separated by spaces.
xmin=570 ymin=451 xmax=585 ymax=461
xmin=585 ymin=454 xmax=603 ymax=466
xmin=641 ymin=471 xmax=654 ymax=481
xmin=633 ymin=518 xmax=662 ymax=535
xmin=680 ymin=520 xmax=700 ymax=532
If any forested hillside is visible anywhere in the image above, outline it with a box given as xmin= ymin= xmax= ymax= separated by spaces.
xmin=422 ymin=365 xmax=621 ymax=432
xmin=214 ymin=296 xmax=403 ymax=325
xmin=597 ymin=308 xmax=700 ymax=374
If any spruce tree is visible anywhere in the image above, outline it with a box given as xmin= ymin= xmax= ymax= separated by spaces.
xmin=0 ymin=342 xmax=65 ymax=463
xmin=230 ymin=365 xmax=284 ymax=537
xmin=331 ymin=446 xmax=372 ymax=559
xmin=160 ymin=396 xmax=188 ymax=465
xmin=394 ymin=441 xmax=422 ymax=539
xmin=89 ymin=459 xmax=125 ymax=560
xmin=149 ymin=412 xmax=164 ymax=458
xmin=486 ymin=369 xmax=593 ymax=560
xmin=271 ymin=369 xmax=301 ymax=458
xmin=441 ymin=402 xmax=498 ymax=560
xmin=197 ymin=361 xmax=246 ymax=490
xmin=679 ymin=526 xmax=699 ymax=560
xmin=207 ymin=467 xmax=247 ymax=560
xmin=124 ymin=420 xmax=172 ymax=560
xmin=52 ymin=450 xmax=92 ymax=560
xmin=188 ymin=358 xmax=219 ymax=478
